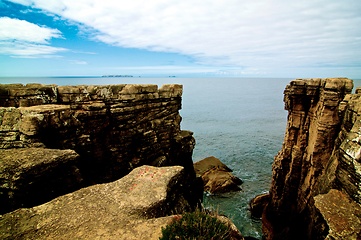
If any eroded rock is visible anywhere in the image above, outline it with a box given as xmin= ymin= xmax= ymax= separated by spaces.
xmin=0 ymin=165 xmax=196 ymax=240
xmin=194 ymin=156 xmax=242 ymax=194
xmin=0 ymin=148 xmax=82 ymax=214
xmin=261 ymin=78 xmax=361 ymax=240
xmin=314 ymin=189 xmax=361 ymax=240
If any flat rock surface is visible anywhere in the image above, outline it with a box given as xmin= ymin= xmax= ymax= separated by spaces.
xmin=0 ymin=165 xmax=186 ymax=240
xmin=314 ymin=189 xmax=361 ymax=240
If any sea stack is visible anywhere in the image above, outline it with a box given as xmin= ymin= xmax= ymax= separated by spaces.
xmin=258 ymin=78 xmax=361 ymax=239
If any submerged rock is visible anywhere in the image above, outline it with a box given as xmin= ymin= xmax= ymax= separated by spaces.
xmin=0 ymin=165 xmax=196 ymax=240
xmin=194 ymin=156 xmax=242 ymax=194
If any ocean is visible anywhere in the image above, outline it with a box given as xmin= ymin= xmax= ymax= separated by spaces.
xmin=2 ymin=77 xmax=357 ymax=239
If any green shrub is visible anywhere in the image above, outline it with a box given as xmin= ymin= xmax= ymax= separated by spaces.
xmin=159 ymin=210 xmax=232 ymax=240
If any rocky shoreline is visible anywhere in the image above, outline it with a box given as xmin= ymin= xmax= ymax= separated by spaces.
xmin=1 ymin=78 xmax=360 ymax=239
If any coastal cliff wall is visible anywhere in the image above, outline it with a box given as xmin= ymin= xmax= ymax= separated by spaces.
xmin=263 ymin=78 xmax=361 ymax=239
xmin=0 ymin=83 xmax=200 ymax=214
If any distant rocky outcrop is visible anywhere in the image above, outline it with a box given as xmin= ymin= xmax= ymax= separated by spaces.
xmin=0 ymin=83 xmax=201 ymax=214
xmin=257 ymin=78 xmax=361 ymax=239
xmin=0 ymin=165 xmax=195 ymax=240
xmin=194 ymin=156 xmax=243 ymax=194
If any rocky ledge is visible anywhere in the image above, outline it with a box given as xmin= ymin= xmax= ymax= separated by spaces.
xmin=0 ymin=83 xmax=201 ymax=214
xmin=0 ymin=165 xmax=195 ymax=240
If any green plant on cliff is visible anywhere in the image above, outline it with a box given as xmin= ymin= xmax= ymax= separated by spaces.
xmin=159 ymin=210 xmax=232 ymax=240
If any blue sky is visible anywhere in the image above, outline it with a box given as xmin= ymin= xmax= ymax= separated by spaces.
xmin=0 ymin=0 xmax=361 ymax=78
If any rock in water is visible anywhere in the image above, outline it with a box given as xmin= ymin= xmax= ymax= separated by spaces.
xmin=194 ymin=156 xmax=242 ymax=194
xmin=0 ymin=165 xmax=195 ymax=240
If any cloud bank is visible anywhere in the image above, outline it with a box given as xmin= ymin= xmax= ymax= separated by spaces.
xmin=5 ymin=0 xmax=361 ymax=72
xmin=0 ymin=16 xmax=66 ymax=57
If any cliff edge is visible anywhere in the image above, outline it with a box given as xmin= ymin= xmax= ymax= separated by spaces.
xmin=0 ymin=83 xmax=201 ymax=214
xmin=262 ymin=78 xmax=361 ymax=239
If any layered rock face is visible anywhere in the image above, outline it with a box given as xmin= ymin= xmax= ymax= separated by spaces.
xmin=263 ymin=78 xmax=361 ymax=239
xmin=0 ymin=83 xmax=200 ymax=214
xmin=0 ymin=165 xmax=196 ymax=240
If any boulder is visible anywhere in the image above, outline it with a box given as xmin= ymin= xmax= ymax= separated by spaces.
xmin=0 ymin=165 xmax=196 ymax=240
xmin=194 ymin=156 xmax=242 ymax=194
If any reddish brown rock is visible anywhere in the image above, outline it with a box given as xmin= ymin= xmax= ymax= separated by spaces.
xmin=262 ymin=78 xmax=361 ymax=240
xmin=314 ymin=189 xmax=361 ymax=240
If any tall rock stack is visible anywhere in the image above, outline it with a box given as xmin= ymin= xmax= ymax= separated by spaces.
xmin=263 ymin=78 xmax=361 ymax=239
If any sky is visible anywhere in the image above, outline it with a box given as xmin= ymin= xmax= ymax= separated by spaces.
xmin=0 ymin=0 xmax=361 ymax=78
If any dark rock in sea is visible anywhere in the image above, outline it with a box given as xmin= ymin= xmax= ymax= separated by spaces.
xmin=249 ymin=193 xmax=270 ymax=219
xmin=194 ymin=156 xmax=243 ymax=194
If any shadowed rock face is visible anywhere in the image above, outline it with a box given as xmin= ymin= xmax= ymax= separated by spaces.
xmin=0 ymin=165 xmax=195 ymax=240
xmin=0 ymin=83 xmax=201 ymax=214
xmin=262 ymin=78 xmax=361 ymax=239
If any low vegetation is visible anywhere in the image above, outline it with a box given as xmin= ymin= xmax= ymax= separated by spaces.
xmin=159 ymin=210 xmax=233 ymax=240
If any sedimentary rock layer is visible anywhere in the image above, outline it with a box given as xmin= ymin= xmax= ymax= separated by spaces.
xmin=0 ymin=83 xmax=201 ymax=214
xmin=263 ymin=78 xmax=361 ymax=239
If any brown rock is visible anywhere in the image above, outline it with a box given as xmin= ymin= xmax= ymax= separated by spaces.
xmin=263 ymin=78 xmax=361 ymax=240
xmin=0 ymin=83 xmax=199 ymax=205
xmin=0 ymin=165 xmax=195 ymax=240
xmin=194 ymin=156 xmax=242 ymax=194
xmin=0 ymin=148 xmax=82 ymax=214
xmin=249 ymin=193 xmax=270 ymax=219
xmin=314 ymin=189 xmax=361 ymax=240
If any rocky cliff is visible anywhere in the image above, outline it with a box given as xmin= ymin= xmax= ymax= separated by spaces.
xmin=262 ymin=78 xmax=361 ymax=239
xmin=0 ymin=165 xmax=197 ymax=240
xmin=0 ymin=83 xmax=201 ymax=214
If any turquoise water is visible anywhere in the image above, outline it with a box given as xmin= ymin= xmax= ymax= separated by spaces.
xmin=0 ymin=77 xmax=294 ymax=238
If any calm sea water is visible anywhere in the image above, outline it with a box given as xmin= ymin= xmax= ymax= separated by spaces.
xmin=2 ymin=77 xmax=359 ymax=238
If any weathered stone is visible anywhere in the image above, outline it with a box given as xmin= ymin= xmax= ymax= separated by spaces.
xmin=249 ymin=193 xmax=270 ymax=219
xmin=0 ymin=165 xmax=196 ymax=240
xmin=194 ymin=156 xmax=242 ymax=194
xmin=0 ymin=83 xmax=201 ymax=217
xmin=0 ymin=148 xmax=82 ymax=214
xmin=314 ymin=189 xmax=361 ymax=240
xmin=260 ymin=78 xmax=361 ymax=240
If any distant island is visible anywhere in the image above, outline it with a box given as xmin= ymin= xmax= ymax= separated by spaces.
xmin=102 ymin=75 xmax=134 ymax=78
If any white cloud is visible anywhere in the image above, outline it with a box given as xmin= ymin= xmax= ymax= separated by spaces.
xmin=0 ymin=17 xmax=66 ymax=57
xmin=0 ymin=17 xmax=61 ymax=43
xmin=7 ymin=0 xmax=361 ymax=71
